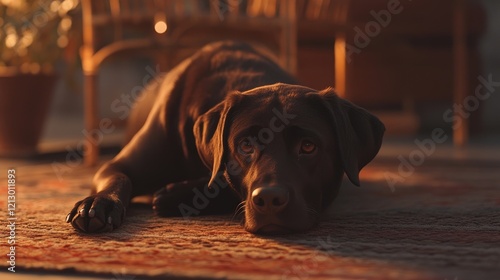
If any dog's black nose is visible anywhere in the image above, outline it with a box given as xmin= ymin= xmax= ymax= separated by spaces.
xmin=251 ymin=187 xmax=289 ymax=213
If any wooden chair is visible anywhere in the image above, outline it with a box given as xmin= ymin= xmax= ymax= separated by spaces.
xmin=326 ymin=0 xmax=469 ymax=146
xmin=295 ymin=0 xmax=351 ymax=96
xmin=80 ymin=0 xmax=297 ymax=166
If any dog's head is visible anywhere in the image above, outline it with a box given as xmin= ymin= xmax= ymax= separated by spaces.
xmin=194 ymin=83 xmax=385 ymax=234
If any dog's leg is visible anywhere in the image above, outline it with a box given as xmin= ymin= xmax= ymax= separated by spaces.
xmin=66 ymin=166 xmax=131 ymax=233
xmin=66 ymin=89 xmax=178 ymax=233
xmin=66 ymin=112 xmax=176 ymax=233
xmin=65 ymin=58 xmax=200 ymax=233
xmin=153 ymin=178 xmax=240 ymax=217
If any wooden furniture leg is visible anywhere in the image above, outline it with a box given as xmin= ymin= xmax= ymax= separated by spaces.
xmin=453 ymin=0 xmax=469 ymax=147
xmin=83 ymin=73 xmax=99 ymax=166
xmin=332 ymin=0 xmax=350 ymax=97
xmin=334 ymin=32 xmax=346 ymax=97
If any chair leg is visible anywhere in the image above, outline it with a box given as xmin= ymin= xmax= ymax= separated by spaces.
xmin=334 ymin=32 xmax=347 ymax=97
xmin=453 ymin=0 xmax=469 ymax=147
xmin=83 ymin=73 xmax=99 ymax=166
xmin=280 ymin=0 xmax=297 ymax=75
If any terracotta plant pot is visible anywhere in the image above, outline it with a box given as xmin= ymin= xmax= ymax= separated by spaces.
xmin=0 ymin=73 xmax=56 ymax=157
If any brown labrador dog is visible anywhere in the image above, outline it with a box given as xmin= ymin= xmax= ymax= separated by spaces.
xmin=66 ymin=41 xmax=385 ymax=234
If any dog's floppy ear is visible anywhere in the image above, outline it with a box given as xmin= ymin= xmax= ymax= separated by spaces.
xmin=314 ymin=88 xmax=385 ymax=186
xmin=193 ymin=93 xmax=240 ymax=187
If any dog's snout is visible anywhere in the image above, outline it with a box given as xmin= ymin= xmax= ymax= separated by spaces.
xmin=251 ymin=187 xmax=289 ymax=214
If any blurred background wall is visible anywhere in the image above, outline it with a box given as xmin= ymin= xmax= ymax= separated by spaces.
xmin=42 ymin=0 xmax=500 ymax=147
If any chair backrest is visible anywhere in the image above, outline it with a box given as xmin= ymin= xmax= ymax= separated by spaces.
xmin=299 ymin=0 xmax=350 ymax=23
xmin=81 ymin=0 xmax=297 ymax=73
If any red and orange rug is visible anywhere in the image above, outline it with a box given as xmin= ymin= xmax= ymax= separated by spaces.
xmin=1 ymin=158 xmax=499 ymax=279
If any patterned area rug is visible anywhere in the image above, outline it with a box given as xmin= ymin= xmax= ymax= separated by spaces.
xmin=1 ymin=157 xmax=499 ymax=280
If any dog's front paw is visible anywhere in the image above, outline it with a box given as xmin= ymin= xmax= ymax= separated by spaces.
xmin=152 ymin=182 xmax=189 ymax=217
xmin=152 ymin=178 xmax=208 ymax=217
xmin=66 ymin=194 xmax=125 ymax=233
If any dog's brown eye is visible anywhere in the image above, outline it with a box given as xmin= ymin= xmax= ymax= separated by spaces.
xmin=238 ymin=139 xmax=254 ymax=154
xmin=300 ymin=140 xmax=316 ymax=154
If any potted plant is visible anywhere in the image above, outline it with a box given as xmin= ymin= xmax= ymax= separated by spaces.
xmin=0 ymin=0 xmax=80 ymax=157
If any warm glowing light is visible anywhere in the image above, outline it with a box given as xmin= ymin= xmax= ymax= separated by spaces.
xmin=0 ymin=0 xmax=21 ymax=8
xmin=154 ymin=21 xmax=167 ymax=34
xmin=57 ymin=35 xmax=69 ymax=47
xmin=60 ymin=17 xmax=72 ymax=31
xmin=21 ymin=31 xmax=34 ymax=47
xmin=61 ymin=0 xmax=74 ymax=12
xmin=5 ymin=34 xmax=17 ymax=48
xmin=50 ymin=1 xmax=60 ymax=12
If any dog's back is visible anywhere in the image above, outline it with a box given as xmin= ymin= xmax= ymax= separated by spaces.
xmin=126 ymin=41 xmax=297 ymax=142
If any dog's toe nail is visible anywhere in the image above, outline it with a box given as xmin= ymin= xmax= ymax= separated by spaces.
xmin=88 ymin=209 xmax=95 ymax=218
xmin=65 ymin=213 xmax=71 ymax=223
xmin=79 ymin=208 xmax=86 ymax=217
xmin=107 ymin=216 xmax=112 ymax=224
